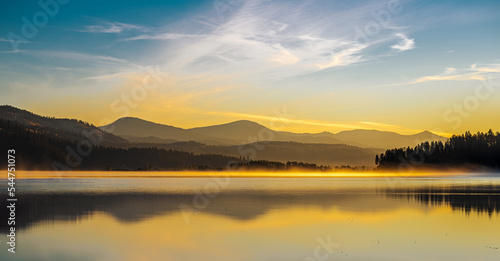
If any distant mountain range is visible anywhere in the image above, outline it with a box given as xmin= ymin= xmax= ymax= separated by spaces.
xmin=101 ymin=116 xmax=447 ymax=149
xmin=0 ymin=105 xmax=447 ymax=167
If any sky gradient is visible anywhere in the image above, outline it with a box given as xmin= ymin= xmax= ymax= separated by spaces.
xmin=1 ymin=0 xmax=499 ymax=135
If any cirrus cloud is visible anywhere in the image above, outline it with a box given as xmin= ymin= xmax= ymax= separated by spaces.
xmin=391 ymin=33 xmax=415 ymax=52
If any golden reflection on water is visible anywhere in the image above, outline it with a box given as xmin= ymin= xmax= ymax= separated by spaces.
xmin=14 ymin=203 xmax=500 ymax=261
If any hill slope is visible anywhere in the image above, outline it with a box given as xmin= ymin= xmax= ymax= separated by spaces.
xmin=0 ymin=105 xmax=128 ymax=146
xmin=101 ymin=117 xmax=234 ymax=144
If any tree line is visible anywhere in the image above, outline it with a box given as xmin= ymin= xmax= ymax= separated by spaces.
xmin=376 ymin=130 xmax=500 ymax=170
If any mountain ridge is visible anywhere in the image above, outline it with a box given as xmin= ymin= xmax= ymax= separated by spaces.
xmin=102 ymin=116 xmax=447 ymax=148
xmin=0 ymin=105 xmax=449 ymax=167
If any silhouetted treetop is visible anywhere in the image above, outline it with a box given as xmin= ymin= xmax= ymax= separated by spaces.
xmin=376 ymin=130 xmax=500 ymax=170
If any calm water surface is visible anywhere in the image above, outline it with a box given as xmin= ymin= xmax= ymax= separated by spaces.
xmin=1 ymin=173 xmax=500 ymax=261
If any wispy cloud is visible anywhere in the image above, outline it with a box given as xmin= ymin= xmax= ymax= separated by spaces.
xmin=471 ymin=63 xmax=500 ymax=73
xmin=18 ymin=50 xmax=144 ymax=84
xmin=0 ymin=50 xmax=24 ymax=54
xmin=412 ymin=74 xmax=486 ymax=83
xmin=123 ymin=33 xmax=206 ymax=41
xmin=205 ymin=110 xmax=427 ymax=134
xmin=391 ymin=33 xmax=415 ymax=52
xmin=315 ymin=44 xmax=366 ymax=69
xmin=0 ymin=37 xmax=14 ymax=42
xmin=119 ymin=0 xmax=414 ymax=79
xmin=27 ymin=50 xmax=133 ymax=64
xmin=381 ymin=63 xmax=500 ymax=87
xmin=206 ymin=111 xmax=364 ymax=129
xmin=78 ymin=22 xmax=148 ymax=33
xmin=268 ymin=44 xmax=299 ymax=65
xmin=358 ymin=121 xmax=400 ymax=128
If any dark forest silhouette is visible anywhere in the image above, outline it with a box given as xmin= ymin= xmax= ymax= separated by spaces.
xmin=376 ymin=130 xmax=500 ymax=170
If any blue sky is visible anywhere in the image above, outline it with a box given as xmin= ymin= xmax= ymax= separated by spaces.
xmin=1 ymin=0 xmax=499 ymax=135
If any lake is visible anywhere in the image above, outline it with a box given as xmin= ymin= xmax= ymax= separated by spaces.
xmin=1 ymin=172 xmax=500 ymax=261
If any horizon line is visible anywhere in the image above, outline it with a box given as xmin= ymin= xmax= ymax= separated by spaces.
xmin=1 ymin=104 xmax=453 ymax=137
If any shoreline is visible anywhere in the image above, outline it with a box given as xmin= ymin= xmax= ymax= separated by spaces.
xmin=6 ymin=170 xmax=498 ymax=179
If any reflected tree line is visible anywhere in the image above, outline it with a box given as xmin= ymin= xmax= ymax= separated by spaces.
xmin=2 ymin=184 xmax=499 ymax=233
xmin=383 ymin=185 xmax=500 ymax=216
xmin=376 ymin=130 xmax=500 ymax=170
xmin=0 ymin=190 xmax=365 ymax=233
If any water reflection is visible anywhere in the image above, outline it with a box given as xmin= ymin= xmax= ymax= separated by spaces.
xmin=2 ymin=178 xmax=500 ymax=234
xmin=0 ymin=191 xmax=391 ymax=233
xmin=382 ymin=184 xmax=500 ymax=216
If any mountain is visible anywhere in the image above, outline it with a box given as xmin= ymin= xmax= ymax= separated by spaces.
xmin=190 ymin=120 xmax=272 ymax=142
xmin=189 ymin=120 xmax=342 ymax=144
xmin=100 ymin=117 xmax=232 ymax=145
xmin=0 ymin=105 xmax=128 ymax=146
xmin=102 ymin=116 xmax=446 ymax=149
xmin=105 ymin=119 xmax=340 ymax=145
xmin=335 ymin=129 xmax=448 ymax=149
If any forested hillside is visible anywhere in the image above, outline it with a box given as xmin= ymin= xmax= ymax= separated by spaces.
xmin=376 ymin=130 xmax=500 ymax=170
